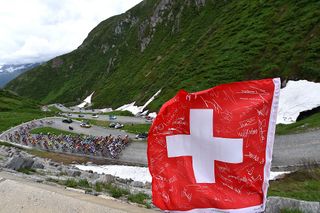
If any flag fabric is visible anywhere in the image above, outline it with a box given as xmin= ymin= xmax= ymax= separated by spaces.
xmin=147 ymin=78 xmax=280 ymax=212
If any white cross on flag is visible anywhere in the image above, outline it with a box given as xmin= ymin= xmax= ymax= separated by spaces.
xmin=148 ymin=78 xmax=280 ymax=212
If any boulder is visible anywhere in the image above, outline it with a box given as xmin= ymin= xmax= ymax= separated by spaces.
xmin=65 ymin=169 xmax=81 ymax=177
xmin=145 ymin=182 xmax=151 ymax=189
xmin=96 ymin=174 xmax=115 ymax=184
xmin=131 ymin=181 xmax=145 ymax=188
xmin=266 ymin=197 xmax=320 ymax=213
xmin=116 ymin=177 xmax=133 ymax=184
xmin=5 ymin=156 xmax=34 ymax=170
xmin=32 ymin=161 xmax=45 ymax=169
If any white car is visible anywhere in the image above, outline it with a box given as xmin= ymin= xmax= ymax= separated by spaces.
xmin=92 ymin=114 xmax=99 ymax=118
xmin=80 ymin=122 xmax=91 ymax=128
xmin=114 ymin=123 xmax=124 ymax=129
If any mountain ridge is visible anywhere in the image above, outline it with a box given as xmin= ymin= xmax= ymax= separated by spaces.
xmin=0 ymin=63 xmax=40 ymax=88
xmin=6 ymin=0 xmax=320 ymax=111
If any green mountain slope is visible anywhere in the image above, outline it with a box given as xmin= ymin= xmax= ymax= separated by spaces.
xmin=0 ymin=90 xmax=51 ymax=132
xmin=6 ymin=0 xmax=320 ymax=111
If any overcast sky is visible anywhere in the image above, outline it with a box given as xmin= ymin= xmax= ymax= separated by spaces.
xmin=0 ymin=0 xmax=142 ymax=65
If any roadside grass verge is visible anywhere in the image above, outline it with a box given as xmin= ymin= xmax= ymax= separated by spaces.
xmin=0 ymin=141 xmax=25 ymax=150
xmin=78 ymin=119 xmax=110 ymax=128
xmin=17 ymin=168 xmax=36 ymax=175
xmin=268 ymin=166 xmax=320 ymax=201
xmin=78 ymin=118 xmax=150 ymax=135
xmin=30 ymin=127 xmax=79 ymax=136
xmin=26 ymin=149 xmax=111 ymax=165
xmin=69 ymin=110 xmax=134 ymax=117
xmin=128 ymin=192 xmax=151 ymax=208
xmin=276 ymin=112 xmax=320 ymax=135
xmin=48 ymin=105 xmax=62 ymax=113
xmin=47 ymin=178 xmax=150 ymax=207
xmin=122 ymin=124 xmax=150 ymax=134
xmin=102 ymin=110 xmax=134 ymax=117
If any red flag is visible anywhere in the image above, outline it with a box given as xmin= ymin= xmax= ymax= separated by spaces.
xmin=147 ymin=78 xmax=280 ymax=212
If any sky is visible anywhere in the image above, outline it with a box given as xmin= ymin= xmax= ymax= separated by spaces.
xmin=0 ymin=0 xmax=142 ymax=65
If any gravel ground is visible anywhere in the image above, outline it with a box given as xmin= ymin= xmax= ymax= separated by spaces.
xmin=0 ymin=172 xmax=156 ymax=213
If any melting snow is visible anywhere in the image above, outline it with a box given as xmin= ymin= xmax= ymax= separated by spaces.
xmin=76 ymin=92 xmax=95 ymax=108
xmin=116 ymin=89 xmax=161 ymax=116
xmin=75 ymin=164 xmax=289 ymax=183
xmin=277 ymin=80 xmax=320 ymax=124
xmin=75 ymin=165 xmax=151 ymax=183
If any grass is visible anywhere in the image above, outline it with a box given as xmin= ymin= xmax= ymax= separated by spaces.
xmin=122 ymin=123 xmax=150 ymax=134
xmin=0 ymin=141 xmax=25 ymax=150
xmin=128 ymin=193 xmax=151 ymax=208
xmin=79 ymin=119 xmax=110 ymax=128
xmin=103 ymin=110 xmax=134 ymax=117
xmin=0 ymin=90 xmax=54 ymax=133
xmin=0 ymin=111 xmax=54 ymax=133
xmin=48 ymin=105 xmax=62 ymax=113
xmin=268 ymin=166 xmax=320 ymax=201
xmin=27 ymin=149 xmax=112 ymax=165
xmin=49 ymin=179 xmax=150 ymax=207
xmin=65 ymin=179 xmax=80 ymax=188
xmin=79 ymin=118 xmax=150 ymax=134
xmin=276 ymin=112 xmax=320 ymax=135
xmin=57 ymin=179 xmax=130 ymax=199
xmin=17 ymin=168 xmax=36 ymax=175
xmin=30 ymin=127 xmax=79 ymax=136
xmin=94 ymin=182 xmax=129 ymax=198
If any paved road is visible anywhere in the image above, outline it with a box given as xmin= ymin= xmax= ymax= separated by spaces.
xmin=63 ymin=113 xmax=149 ymax=124
xmin=0 ymin=117 xmax=146 ymax=166
xmin=0 ymin=171 xmax=156 ymax=213
xmin=1 ymin=117 xmax=319 ymax=168
xmin=0 ymin=117 xmax=136 ymax=139
xmin=49 ymin=104 xmax=113 ymax=114
xmin=273 ymin=130 xmax=320 ymax=168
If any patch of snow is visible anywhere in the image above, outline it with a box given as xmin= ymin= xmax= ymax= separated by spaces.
xmin=269 ymin=171 xmax=291 ymax=180
xmin=141 ymin=89 xmax=161 ymax=109
xmin=140 ymin=110 xmax=149 ymax=116
xmin=75 ymin=165 xmax=151 ymax=183
xmin=277 ymin=80 xmax=320 ymax=124
xmin=116 ymin=102 xmax=143 ymax=115
xmin=75 ymin=164 xmax=288 ymax=183
xmin=116 ymin=89 xmax=161 ymax=116
xmin=4 ymin=65 xmax=27 ymax=73
xmin=148 ymin=112 xmax=157 ymax=118
xmin=76 ymin=92 xmax=95 ymax=108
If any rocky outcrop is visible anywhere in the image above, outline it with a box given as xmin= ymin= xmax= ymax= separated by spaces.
xmin=5 ymin=156 xmax=34 ymax=171
xmin=266 ymin=197 xmax=320 ymax=213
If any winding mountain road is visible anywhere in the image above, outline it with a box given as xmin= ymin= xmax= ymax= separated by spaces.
xmin=0 ymin=117 xmax=319 ymax=169
xmin=63 ymin=113 xmax=149 ymax=125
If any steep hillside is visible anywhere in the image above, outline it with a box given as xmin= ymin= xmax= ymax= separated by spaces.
xmin=0 ymin=90 xmax=51 ymax=132
xmin=0 ymin=90 xmax=39 ymax=112
xmin=6 ymin=0 xmax=320 ymax=111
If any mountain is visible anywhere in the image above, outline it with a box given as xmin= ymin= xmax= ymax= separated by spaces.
xmin=6 ymin=0 xmax=320 ymax=111
xmin=0 ymin=63 xmax=40 ymax=88
xmin=0 ymin=90 xmax=39 ymax=112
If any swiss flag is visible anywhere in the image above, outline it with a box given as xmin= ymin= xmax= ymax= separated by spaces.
xmin=147 ymin=78 xmax=280 ymax=212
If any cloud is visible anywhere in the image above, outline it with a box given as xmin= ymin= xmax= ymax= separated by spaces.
xmin=0 ymin=0 xmax=142 ymax=64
